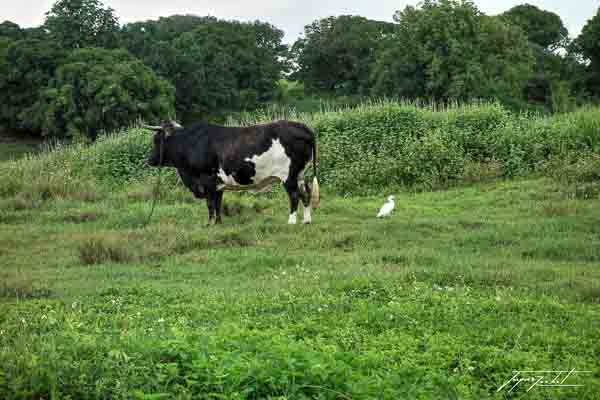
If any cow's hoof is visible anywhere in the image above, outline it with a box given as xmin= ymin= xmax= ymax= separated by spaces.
xmin=303 ymin=220 xmax=312 ymax=225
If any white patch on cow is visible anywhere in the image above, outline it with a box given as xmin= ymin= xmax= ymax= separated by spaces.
xmin=303 ymin=205 xmax=312 ymax=224
xmin=245 ymin=138 xmax=291 ymax=183
xmin=217 ymin=138 xmax=292 ymax=193
xmin=288 ymin=212 xmax=297 ymax=225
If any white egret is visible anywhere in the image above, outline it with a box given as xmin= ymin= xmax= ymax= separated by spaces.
xmin=377 ymin=195 xmax=395 ymax=218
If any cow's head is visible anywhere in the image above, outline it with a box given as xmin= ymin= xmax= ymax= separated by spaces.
xmin=144 ymin=120 xmax=183 ymax=167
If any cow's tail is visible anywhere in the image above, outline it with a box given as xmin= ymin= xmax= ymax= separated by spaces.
xmin=311 ymin=139 xmax=320 ymax=209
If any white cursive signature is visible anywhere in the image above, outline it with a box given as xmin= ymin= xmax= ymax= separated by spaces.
xmin=497 ymin=368 xmax=591 ymax=393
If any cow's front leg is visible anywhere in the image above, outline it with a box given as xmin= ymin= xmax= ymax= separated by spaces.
xmin=284 ymin=180 xmax=300 ymax=224
xmin=215 ymin=191 xmax=224 ymax=224
xmin=206 ymin=192 xmax=215 ymax=226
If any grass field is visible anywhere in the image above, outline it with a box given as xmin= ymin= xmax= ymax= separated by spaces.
xmin=0 ymin=129 xmax=42 ymax=162
xmin=0 ymin=142 xmax=39 ymax=162
xmin=1 ymin=177 xmax=599 ymax=398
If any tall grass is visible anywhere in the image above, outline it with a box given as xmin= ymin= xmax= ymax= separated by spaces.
xmin=1 ymin=100 xmax=599 ymax=197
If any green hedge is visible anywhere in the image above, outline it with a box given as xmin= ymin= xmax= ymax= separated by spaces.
xmin=2 ymin=101 xmax=599 ymax=197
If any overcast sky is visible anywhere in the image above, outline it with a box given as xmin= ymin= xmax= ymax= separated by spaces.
xmin=4 ymin=0 xmax=598 ymax=43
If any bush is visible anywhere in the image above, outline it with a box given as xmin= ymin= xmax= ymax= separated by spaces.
xmin=2 ymin=100 xmax=600 ymax=196
xmin=78 ymin=237 xmax=132 ymax=265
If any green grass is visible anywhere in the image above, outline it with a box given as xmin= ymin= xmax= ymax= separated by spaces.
xmin=0 ymin=142 xmax=39 ymax=162
xmin=1 ymin=178 xmax=599 ymax=398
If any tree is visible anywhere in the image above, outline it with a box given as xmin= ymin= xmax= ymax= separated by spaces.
xmin=291 ymin=16 xmax=394 ymax=94
xmin=25 ymin=48 xmax=175 ymax=139
xmin=0 ymin=21 xmax=23 ymax=40
xmin=0 ymin=39 xmax=66 ymax=132
xmin=574 ymin=6 xmax=600 ymax=97
xmin=120 ymin=14 xmax=213 ymax=74
xmin=501 ymin=4 xmax=569 ymax=51
xmin=371 ymin=0 xmax=533 ymax=107
xmin=173 ymin=20 xmax=285 ymax=118
xmin=501 ymin=4 xmax=578 ymax=110
xmin=123 ymin=16 xmax=286 ymax=120
xmin=44 ymin=0 xmax=119 ymax=49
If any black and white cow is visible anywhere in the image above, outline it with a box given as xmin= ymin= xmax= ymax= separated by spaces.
xmin=145 ymin=120 xmax=319 ymax=225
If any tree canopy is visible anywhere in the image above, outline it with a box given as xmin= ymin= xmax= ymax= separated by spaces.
xmin=371 ymin=0 xmax=533 ymax=106
xmin=0 ymin=0 xmax=598 ymax=139
xmin=501 ymin=4 xmax=569 ymax=51
xmin=0 ymin=39 xmax=66 ymax=132
xmin=574 ymin=6 xmax=600 ymax=97
xmin=25 ymin=48 xmax=175 ymax=139
xmin=292 ymin=15 xmax=394 ymax=95
xmin=44 ymin=0 xmax=120 ymax=49
xmin=0 ymin=21 xmax=24 ymax=41
xmin=123 ymin=17 xmax=286 ymax=120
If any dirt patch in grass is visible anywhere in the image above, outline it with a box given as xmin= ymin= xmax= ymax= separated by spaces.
xmin=0 ymin=279 xmax=52 ymax=300
xmin=0 ymin=194 xmax=42 ymax=211
xmin=222 ymin=200 xmax=271 ymax=217
xmin=458 ymin=221 xmax=485 ymax=230
xmin=127 ymin=188 xmax=154 ymax=202
xmin=78 ymin=237 xmax=133 ymax=265
xmin=381 ymin=254 xmax=410 ymax=265
xmin=214 ymin=231 xmax=256 ymax=248
xmin=522 ymin=246 xmax=600 ymax=263
xmin=577 ymin=286 xmax=600 ymax=304
xmin=223 ymin=202 xmax=244 ymax=217
xmin=542 ymin=202 xmax=578 ymax=217
xmin=333 ymin=236 xmax=355 ymax=250
xmin=163 ymin=230 xmax=256 ymax=256
xmin=64 ymin=212 xmax=99 ymax=224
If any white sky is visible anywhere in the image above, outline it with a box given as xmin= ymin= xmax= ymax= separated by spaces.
xmin=2 ymin=0 xmax=598 ymax=43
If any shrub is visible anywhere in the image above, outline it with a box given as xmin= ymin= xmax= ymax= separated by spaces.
xmin=2 ymin=100 xmax=599 ymax=195
xmin=78 ymin=237 xmax=132 ymax=265
xmin=0 ymin=279 xmax=52 ymax=300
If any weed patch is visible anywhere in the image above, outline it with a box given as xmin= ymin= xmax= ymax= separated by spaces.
xmin=0 ymin=279 xmax=52 ymax=300
xmin=78 ymin=237 xmax=133 ymax=265
xmin=64 ymin=212 xmax=99 ymax=224
xmin=0 ymin=194 xmax=42 ymax=211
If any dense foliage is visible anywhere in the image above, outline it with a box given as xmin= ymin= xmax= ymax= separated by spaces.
xmin=0 ymin=39 xmax=66 ymax=132
xmin=501 ymin=4 xmax=569 ymax=50
xmin=24 ymin=48 xmax=175 ymax=139
xmin=3 ymin=101 xmax=599 ymax=198
xmin=371 ymin=1 xmax=534 ymax=108
xmin=122 ymin=16 xmax=286 ymax=120
xmin=575 ymin=7 xmax=600 ymax=98
xmin=44 ymin=0 xmax=120 ymax=49
xmin=291 ymin=15 xmax=394 ymax=94
xmin=0 ymin=0 xmax=598 ymax=139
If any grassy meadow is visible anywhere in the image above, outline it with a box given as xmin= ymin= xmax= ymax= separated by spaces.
xmin=1 ymin=101 xmax=599 ymax=398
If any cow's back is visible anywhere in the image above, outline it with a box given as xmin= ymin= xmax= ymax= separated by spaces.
xmin=207 ymin=121 xmax=314 ymax=191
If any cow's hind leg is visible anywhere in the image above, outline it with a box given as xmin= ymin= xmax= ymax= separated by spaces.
xmin=284 ymin=179 xmax=300 ymax=225
xmin=215 ymin=191 xmax=224 ymax=224
xmin=298 ymin=178 xmax=312 ymax=224
xmin=206 ymin=193 xmax=215 ymax=226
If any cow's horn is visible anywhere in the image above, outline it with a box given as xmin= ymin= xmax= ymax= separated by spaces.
xmin=142 ymin=124 xmax=162 ymax=131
